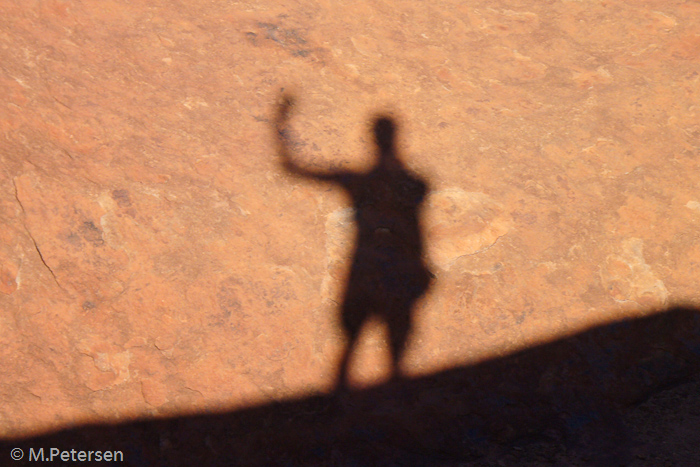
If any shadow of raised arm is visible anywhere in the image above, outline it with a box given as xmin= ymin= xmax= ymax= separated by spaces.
xmin=275 ymin=94 xmax=345 ymax=182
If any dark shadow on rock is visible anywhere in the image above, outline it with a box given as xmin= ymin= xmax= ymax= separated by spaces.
xmin=275 ymin=95 xmax=432 ymax=389
xmin=4 ymin=305 xmax=700 ymax=466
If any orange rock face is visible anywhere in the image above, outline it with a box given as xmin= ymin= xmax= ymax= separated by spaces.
xmin=1 ymin=0 xmax=699 ymax=442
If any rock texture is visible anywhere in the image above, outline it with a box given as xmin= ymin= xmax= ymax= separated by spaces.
xmin=1 ymin=0 xmax=700 ymax=447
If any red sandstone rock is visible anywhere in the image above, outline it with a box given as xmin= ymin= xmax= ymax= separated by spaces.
xmin=1 ymin=0 xmax=699 ymax=447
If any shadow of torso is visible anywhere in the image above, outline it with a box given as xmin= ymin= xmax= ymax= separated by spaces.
xmin=340 ymin=163 xmax=430 ymax=314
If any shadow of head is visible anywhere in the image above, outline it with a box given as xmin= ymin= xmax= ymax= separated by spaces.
xmin=372 ymin=115 xmax=396 ymax=154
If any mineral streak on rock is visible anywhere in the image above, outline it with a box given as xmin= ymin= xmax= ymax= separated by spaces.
xmin=322 ymin=207 xmax=356 ymax=303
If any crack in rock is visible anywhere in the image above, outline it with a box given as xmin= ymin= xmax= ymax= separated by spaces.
xmin=12 ymin=177 xmax=67 ymax=294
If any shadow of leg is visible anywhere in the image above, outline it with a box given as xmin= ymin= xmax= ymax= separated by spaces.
xmin=337 ymin=303 xmax=364 ymax=391
xmin=386 ymin=301 xmax=412 ymax=381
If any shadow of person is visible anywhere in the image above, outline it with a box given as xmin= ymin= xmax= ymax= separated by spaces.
xmin=275 ymin=95 xmax=432 ymax=390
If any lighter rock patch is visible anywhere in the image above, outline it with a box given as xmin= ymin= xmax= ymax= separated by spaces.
xmin=424 ymin=188 xmax=512 ymax=270
xmin=600 ymin=237 xmax=668 ymax=307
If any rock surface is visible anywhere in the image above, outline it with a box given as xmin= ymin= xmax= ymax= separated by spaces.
xmin=4 ymin=308 xmax=700 ymax=466
xmin=1 ymin=0 xmax=700 ymax=450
